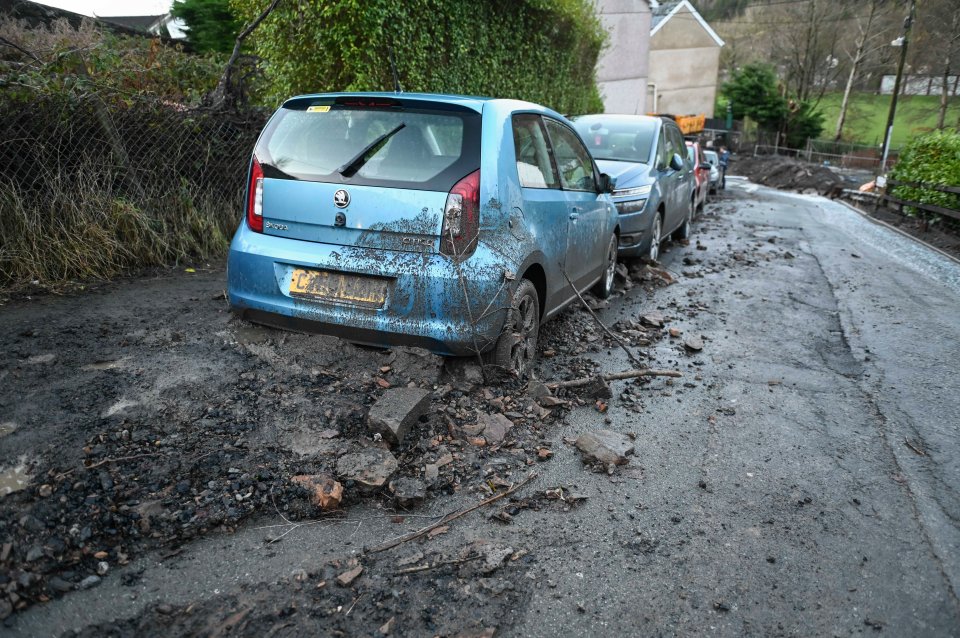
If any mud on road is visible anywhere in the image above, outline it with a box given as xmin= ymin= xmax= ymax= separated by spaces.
xmin=3 ymin=183 xmax=960 ymax=636
xmin=0 ymin=221 xmax=696 ymax=629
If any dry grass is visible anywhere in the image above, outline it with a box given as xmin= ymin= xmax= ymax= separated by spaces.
xmin=0 ymin=163 xmax=238 ymax=294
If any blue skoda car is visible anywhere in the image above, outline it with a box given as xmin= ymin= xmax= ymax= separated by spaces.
xmin=228 ymin=93 xmax=619 ymax=374
xmin=571 ymin=114 xmax=695 ymax=261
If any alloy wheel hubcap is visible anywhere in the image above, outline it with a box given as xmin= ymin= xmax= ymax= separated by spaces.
xmin=604 ymin=238 xmax=616 ymax=291
xmin=510 ymin=295 xmax=537 ymax=374
xmin=650 ymin=218 xmax=661 ymax=261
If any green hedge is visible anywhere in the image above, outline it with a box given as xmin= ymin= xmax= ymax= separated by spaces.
xmin=230 ymin=0 xmax=606 ymax=114
xmin=889 ymin=130 xmax=960 ymax=214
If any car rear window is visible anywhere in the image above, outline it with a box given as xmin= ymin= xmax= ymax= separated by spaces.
xmin=255 ymin=98 xmax=481 ymax=191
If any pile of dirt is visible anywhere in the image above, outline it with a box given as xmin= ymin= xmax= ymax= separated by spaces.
xmin=732 ymin=154 xmax=845 ymax=196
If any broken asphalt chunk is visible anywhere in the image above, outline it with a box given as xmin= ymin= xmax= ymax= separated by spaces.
xmin=684 ymin=335 xmax=704 ymax=351
xmin=640 ymin=311 xmax=664 ymax=328
xmin=336 ymin=448 xmax=398 ymax=491
xmin=575 ymin=430 xmax=635 ymax=467
xmin=367 ymin=387 xmax=431 ymax=447
xmin=336 ymin=564 xmax=363 ymax=587
xmin=390 ymin=477 xmax=426 ymax=509
xmin=478 ymin=413 xmax=514 ymax=444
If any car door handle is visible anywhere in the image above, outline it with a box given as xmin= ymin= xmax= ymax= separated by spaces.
xmin=569 ymin=206 xmax=581 ymax=220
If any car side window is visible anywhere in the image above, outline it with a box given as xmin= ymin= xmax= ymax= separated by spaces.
xmin=512 ymin=114 xmax=560 ymax=189
xmin=668 ymin=128 xmax=686 ymax=168
xmin=543 ymin=119 xmax=596 ymax=192
xmin=656 ymin=129 xmax=669 ymax=170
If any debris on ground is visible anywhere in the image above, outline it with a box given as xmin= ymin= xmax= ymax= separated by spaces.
xmin=367 ymin=386 xmax=432 ymax=447
xmin=335 ymin=448 xmax=399 ymax=492
xmin=574 ymin=430 xmax=635 ymax=471
xmin=291 ymin=474 xmax=343 ymax=510
xmin=684 ymin=334 xmax=704 ymax=351
xmin=733 ymin=155 xmax=845 ymax=196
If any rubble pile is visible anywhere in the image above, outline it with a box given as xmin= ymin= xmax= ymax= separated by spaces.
xmin=734 ymin=154 xmax=845 ymax=196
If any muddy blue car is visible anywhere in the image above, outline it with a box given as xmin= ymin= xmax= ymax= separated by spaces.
xmin=228 ymin=92 xmax=619 ymax=374
xmin=572 ymin=114 xmax=695 ymax=261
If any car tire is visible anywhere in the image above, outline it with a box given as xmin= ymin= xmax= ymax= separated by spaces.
xmin=675 ymin=199 xmax=694 ymax=241
xmin=489 ymin=278 xmax=540 ymax=377
xmin=644 ymin=212 xmax=664 ymax=263
xmin=592 ymin=234 xmax=618 ymax=299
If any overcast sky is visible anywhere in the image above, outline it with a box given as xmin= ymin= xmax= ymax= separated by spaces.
xmin=34 ymin=1 xmax=174 ymax=16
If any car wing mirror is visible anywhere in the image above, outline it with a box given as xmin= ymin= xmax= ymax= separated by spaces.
xmin=598 ymin=173 xmax=616 ymax=194
xmin=669 ymin=153 xmax=684 ymax=171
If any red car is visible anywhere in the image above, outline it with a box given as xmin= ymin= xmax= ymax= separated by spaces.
xmin=686 ymin=141 xmax=710 ymax=215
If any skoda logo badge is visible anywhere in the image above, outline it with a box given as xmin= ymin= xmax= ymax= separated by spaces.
xmin=334 ymin=212 xmax=346 ymax=227
xmin=334 ymin=189 xmax=350 ymax=208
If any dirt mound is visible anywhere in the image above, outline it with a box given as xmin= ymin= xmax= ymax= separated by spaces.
xmin=733 ymin=154 xmax=845 ymax=196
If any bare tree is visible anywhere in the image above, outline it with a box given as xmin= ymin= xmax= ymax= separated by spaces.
xmin=907 ymin=0 xmax=960 ymax=130
xmin=209 ymin=0 xmax=282 ymax=110
xmin=935 ymin=9 xmax=960 ymax=129
xmin=834 ymin=0 xmax=887 ymax=140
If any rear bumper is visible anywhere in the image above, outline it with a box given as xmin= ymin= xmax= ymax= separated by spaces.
xmin=227 ymin=224 xmax=511 ymax=356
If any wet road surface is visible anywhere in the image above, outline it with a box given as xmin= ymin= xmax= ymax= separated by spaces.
xmin=6 ymin=181 xmax=960 ymax=637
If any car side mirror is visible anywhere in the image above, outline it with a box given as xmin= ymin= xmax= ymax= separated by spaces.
xmin=670 ymin=153 xmax=684 ymax=171
xmin=598 ymin=173 xmax=616 ymax=194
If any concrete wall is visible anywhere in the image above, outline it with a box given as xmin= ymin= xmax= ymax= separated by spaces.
xmin=648 ymin=5 xmax=721 ymax=115
xmin=595 ymin=0 xmax=651 ymax=114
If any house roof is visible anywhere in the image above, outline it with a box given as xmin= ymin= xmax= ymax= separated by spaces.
xmin=0 ymin=0 xmax=153 ymax=37
xmin=651 ymin=0 xmax=725 ymax=47
xmin=99 ymin=14 xmax=164 ymax=32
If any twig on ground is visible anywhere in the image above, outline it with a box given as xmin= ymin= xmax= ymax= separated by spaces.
xmin=345 ymin=591 xmax=364 ymax=615
xmin=558 ymin=267 xmax=645 ymax=368
xmin=84 ymin=452 xmax=164 ymax=469
xmin=365 ymin=472 xmax=538 ymax=555
xmin=904 ymin=438 xmax=926 ymax=456
xmin=393 ymin=554 xmax=481 ymax=575
xmin=549 ymin=368 xmax=682 ymax=390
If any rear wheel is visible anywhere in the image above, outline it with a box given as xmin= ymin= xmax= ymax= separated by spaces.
xmin=489 ymin=279 xmax=540 ymax=376
xmin=592 ymin=234 xmax=618 ymax=299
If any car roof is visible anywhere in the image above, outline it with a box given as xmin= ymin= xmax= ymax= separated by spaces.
xmin=283 ymin=91 xmax=512 ymax=114
xmin=573 ymin=113 xmax=663 ymax=125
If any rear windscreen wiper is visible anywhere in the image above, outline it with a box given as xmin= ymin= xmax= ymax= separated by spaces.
xmin=337 ymin=123 xmax=406 ymax=177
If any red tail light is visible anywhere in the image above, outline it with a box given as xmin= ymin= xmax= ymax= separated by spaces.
xmin=440 ymin=170 xmax=480 ymax=259
xmin=246 ymin=157 xmax=264 ymax=233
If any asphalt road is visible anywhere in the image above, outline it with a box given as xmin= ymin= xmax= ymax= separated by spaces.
xmin=7 ymin=181 xmax=960 ymax=636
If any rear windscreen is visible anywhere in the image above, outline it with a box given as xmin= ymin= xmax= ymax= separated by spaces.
xmin=255 ymin=100 xmax=481 ymax=191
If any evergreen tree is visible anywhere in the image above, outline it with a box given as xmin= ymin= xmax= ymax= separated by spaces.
xmin=171 ymin=0 xmax=241 ymax=54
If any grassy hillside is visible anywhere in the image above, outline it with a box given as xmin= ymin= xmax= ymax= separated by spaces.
xmin=817 ymin=92 xmax=960 ymax=148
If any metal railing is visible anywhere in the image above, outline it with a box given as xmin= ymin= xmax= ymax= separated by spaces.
xmin=752 ymin=143 xmax=897 ymax=172
xmin=876 ymin=179 xmax=960 ymax=224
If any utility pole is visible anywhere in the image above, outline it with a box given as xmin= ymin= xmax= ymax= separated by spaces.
xmin=879 ymin=0 xmax=916 ymax=175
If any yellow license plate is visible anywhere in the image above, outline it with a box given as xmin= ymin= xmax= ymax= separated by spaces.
xmin=289 ymin=269 xmax=388 ymax=308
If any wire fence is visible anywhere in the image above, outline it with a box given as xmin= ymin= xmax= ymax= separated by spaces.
xmin=752 ymin=135 xmax=898 ymax=172
xmin=0 ymin=85 xmax=268 ymax=291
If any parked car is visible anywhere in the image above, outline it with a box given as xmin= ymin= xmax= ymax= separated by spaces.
xmin=571 ymin=114 xmax=695 ymax=261
xmin=686 ymin=140 xmax=709 ymax=213
xmin=228 ymin=92 xmax=619 ymax=374
xmin=702 ymin=149 xmax=721 ymax=194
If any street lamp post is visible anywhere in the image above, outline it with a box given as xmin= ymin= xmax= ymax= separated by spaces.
xmin=879 ymin=0 xmax=916 ymax=175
